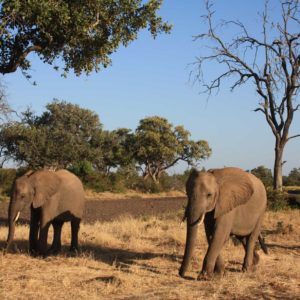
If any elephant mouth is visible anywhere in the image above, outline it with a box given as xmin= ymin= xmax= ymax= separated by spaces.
xmin=189 ymin=214 xmax=205 ymax=227
xmin=13 ymin=211 xmax=20 ymax=223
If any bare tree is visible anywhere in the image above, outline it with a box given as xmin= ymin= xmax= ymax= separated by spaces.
xmin=194 ymin=0 xmax=300 ymax=190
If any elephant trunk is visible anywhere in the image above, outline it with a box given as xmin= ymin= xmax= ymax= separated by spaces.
xmin=6 ymin=200 xmax=20 ymax=250
xmin=179 ymin=214 xmax=204 ymax=277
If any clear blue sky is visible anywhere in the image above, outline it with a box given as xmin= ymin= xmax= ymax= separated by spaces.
xmin=2 ymin=0 xmax=300 ymax=175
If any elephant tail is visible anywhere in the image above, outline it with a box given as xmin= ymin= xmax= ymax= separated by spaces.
xmin=258 ymin=234 xmax=268 ymax=254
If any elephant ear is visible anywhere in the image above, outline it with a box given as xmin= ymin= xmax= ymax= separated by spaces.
xmin=211 ymin=168 xmax=254 ymax=219
xmin=30 ymin=170 xmax=61 ymax=208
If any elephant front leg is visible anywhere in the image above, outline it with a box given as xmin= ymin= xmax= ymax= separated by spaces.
xmin=29 ymin=207 xmax=40 ymax=255
xmin=48 ymin=221 xmax=63 ymax=255
xmin=201 ymin=216 xmax=227 ymax=279
xmin=200 ymin=220 xmax=231 ymax=279
xmin=38 ymin=221 xmax=51 ymax=256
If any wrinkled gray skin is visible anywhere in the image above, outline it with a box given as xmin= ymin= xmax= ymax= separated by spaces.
xmin=6 ymin=169 xmax=85 ymax=255
xmin=179 ymin=167 xmax=267 ymax=279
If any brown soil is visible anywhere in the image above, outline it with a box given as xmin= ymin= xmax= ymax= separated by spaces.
xmin=0 ymin=197 xmax=187 ymax=225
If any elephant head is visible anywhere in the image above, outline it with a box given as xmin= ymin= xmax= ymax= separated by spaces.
xmin=6 ymin=170 xmax=60 ymax=250
xmin=179 ymin=168 xmax=254 ymax=277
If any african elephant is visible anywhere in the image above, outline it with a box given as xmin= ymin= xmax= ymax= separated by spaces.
xmin=179 ymin=167 xmax=267 ymax=279
xmin=6 ymin=169 xmax=85 ymax=255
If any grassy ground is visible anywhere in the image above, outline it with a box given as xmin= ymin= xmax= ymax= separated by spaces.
xmin=0 ymin=210 xmax=299 ymax=300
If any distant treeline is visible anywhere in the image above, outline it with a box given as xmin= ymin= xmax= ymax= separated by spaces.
xmin=250 ymin=166 xmax=300 ymax=188
xmin=0 ymin=100 xmax=211 ymax=184
xmin=0 ymin=165 xmax=299 ymax=200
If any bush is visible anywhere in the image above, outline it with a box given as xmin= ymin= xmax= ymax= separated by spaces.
xmin=267 ymin=187 xmax=289 ymax=211
xmin=0 ymin=168 xmax=17 ymax=198
xmin=251 ymin=166 xmax=273 ymax=187
xmin=69 ymin=161 xmax=93 ymax=180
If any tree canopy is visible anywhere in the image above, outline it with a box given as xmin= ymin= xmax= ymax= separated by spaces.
xmin=133 ymin=116 xmax=211 ymax=182
xmin=0 ymin=0 xmax=171 ymax=76
xmin=92 ymin=128 xmax=133 ymax=174
xmin=251 ymin=166 xmax=273 ymax=187
xmin=0 ymin=100 xmax=102 ymax=168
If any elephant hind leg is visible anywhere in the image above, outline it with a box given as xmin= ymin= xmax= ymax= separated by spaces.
xmin=242 ymin=215 xmax=264 ymax=272
xmin=70 ymin=218 xmax=81 ymax=252
xmin=253 ymin=251 xmax=260 ymax=265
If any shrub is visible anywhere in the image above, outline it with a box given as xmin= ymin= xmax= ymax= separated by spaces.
xmin=69 ymin=160 xmax=93 ymax=180
xmin=0 ymin=168 xmax=17 ymax=198
xmin=84 ymin=172 xmax=112 ymax=192
xmin=267 ymin=187 xmax=289 ymax=211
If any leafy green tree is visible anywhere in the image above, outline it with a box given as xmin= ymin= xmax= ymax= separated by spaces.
xmin=251 ymin=166 xmax=273 ymax=187
xmin=92 ymin=128 xmax=134 ymax=174
xmin=133 ymin=116 xmax=212 ymax=183
xmin=0 ymin=0 xmax=171 ymax=76
xmin=285 ymin=168 xmax=300 ymax=186
xmin=0 ymin=100 xmax=102 ymax=168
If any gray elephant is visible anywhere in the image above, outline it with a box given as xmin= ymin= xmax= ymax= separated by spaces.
xmin=6 ymin=169 xmax=85 ymax=255
xmin=179 ymin=167 xmax=267 ymax=279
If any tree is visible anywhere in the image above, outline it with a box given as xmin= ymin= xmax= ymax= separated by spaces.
xmin=133 ymin=116 xmax=212 ymax=183
xmin=0 ymin=0 xmax=171 ymax=77
xmin=194 ymin=0 xmax=300 ymax=190
xmin=92 ymin=128 xmax=134 ymax=174
xmin=285 ymin=167 xmax=300 ymax=186
xmin=0 ymin=100 xmax=102 ymax=168
xmin=251 ymin=166 xmax=273 ymax=187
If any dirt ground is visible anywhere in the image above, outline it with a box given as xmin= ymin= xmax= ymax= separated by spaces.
xmin=0 ymin=196 xmax=187 ymax=225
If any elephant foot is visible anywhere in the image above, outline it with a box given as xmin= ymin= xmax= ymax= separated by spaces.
xmin=69 ymin=246 xmax=80 ymax=256
xmin=214 ymin=269 xmax=225 ymax=278
xmin=253 ymin=252 xmax=260 ymax=266
xmin=47 ymin=246 xmax=61 ymax=256
xmin=214 ymin=264 xmax=225 ymax=277
xmin=6 ymin=243 xmax=18 ymax=254
xmin=242 ymin=263 xmax=256 ymax=272
xmin=29 ymin=248 xmax=39 ymax=256
xmin=197 ymin=270 xmax=214 ymax=281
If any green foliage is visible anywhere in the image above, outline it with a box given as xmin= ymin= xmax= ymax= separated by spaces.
xmin=284 ymin=168 xmax=300 ymax=186
xmin=133 ymin=116 xmax=211 ymax=182
xmin=0 ymin=168 xmax=16 ymax=198
xmin=0 ymin=100 xmax=102 ymax=168
xmin=251 ymin=166 xmax=273 ymax=187
xmin=0 ymin=0 xmax=171 ymax=76
xmin=92 ymin=128 xmax=134 ymax=173
xmin=267 ymin=187 xmax=289 ymax=211
xmin=69 ymin=160 xmax=94 ymax=179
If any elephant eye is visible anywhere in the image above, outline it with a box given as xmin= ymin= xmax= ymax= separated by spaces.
xmin=207 ymin=193 xmax=212 ymax=198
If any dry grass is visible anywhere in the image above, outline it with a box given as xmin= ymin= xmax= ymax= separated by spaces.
xmin=1 ymin=210 xmax=299 ymax=300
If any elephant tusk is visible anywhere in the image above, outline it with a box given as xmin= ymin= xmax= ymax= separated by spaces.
xmin=198 ymin=214 xmax=205 ymax=226
xmin=189 ymin=214 xmax=205 ymax=227
xmin=14 ymin=211 xmax=20 ymax=223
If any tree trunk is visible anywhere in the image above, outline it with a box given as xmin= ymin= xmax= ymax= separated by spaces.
xmin=273 ymin=139 xmax=284 ymax=191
